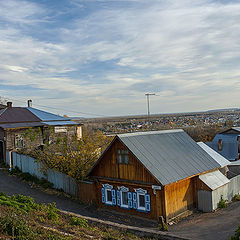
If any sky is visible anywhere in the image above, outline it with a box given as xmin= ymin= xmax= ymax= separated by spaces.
xmin=0 ymin=0 xmax=240 ymax=117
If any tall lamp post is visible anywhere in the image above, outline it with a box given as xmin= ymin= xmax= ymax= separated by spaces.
xmin=145 ymin=93 xmax=155 ymax=127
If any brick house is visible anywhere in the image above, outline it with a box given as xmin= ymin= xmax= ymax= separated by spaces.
xmin=0 ymin=101 xmax=82 ymax=163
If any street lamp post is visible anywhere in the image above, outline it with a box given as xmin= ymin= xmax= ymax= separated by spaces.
xmin=145 ymin=93 xmax=155 ymax=127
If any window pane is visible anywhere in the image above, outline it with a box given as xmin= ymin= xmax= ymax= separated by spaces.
xmin=139 ymin=194 xmax=145 ymax=207
xmin=107 ymin=190 xmax=112 ymax=202
xmin=122 ymin=192 xmax=128 ymax=205
xmin=124 ymin=155 xmax=129 ymax=164
xmin=118 ymin=154 xmax=122 ymax=163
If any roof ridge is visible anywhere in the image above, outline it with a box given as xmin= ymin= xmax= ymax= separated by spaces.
xmin=118 ymin=129 xmax=183 ymax=138
xmin=0 ymin=108 xmax=7 ymax=117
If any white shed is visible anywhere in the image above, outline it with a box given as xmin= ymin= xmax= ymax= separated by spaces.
xmin=198 ymin=170 xmax=230 ymax=212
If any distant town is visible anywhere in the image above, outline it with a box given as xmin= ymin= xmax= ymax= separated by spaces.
xmin=79 ymin=108 xmax=240 ymax=136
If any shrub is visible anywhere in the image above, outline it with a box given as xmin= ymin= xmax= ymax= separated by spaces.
xmin=46 ymin=203 xmax=59 ymax=223
xmin=70 ymin=216 xmax=88 ymax=227
xmin=218 ymin=196 xmax=227 ymax=208
xmin=230 ymin=225 xmax=240 ymax=240
xmin=232 ymin=194 xmax=240 ymax=201
xmin=158 ymin=222 xmax=168 ymax=231
xmin=0 ymin=214 xmax=37 ymax=240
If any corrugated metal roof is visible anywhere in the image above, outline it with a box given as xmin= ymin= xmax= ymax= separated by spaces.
xmin=27 ymin=107 xmax=67 ymax=121
xmin=117 ymin=130 xmax=220 ymax=186
xmin=42 ymin=121 xmax=79 ymax=126
xmin=232 ymin=127 xmax=240 ymax=132
xmin=0 ymin=122 xmax=45 ymax=129
xmin=230 ymin=160 xmax=240 ymax=165
xmin=199 ymin=170 xmax=230 ymax=190
xmin=197 ymin=142 xmax=230 ymax=167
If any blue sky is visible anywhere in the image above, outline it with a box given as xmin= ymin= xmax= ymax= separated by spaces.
xmin=0 ymin=0 xmax=240 ymax=117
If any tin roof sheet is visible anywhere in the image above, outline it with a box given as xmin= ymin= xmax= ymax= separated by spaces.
xmin=42 ymin=121 xmax=79 ymax=126
xmin=199 ymin=170 xmax=230 ymax=190
xmin=230 ymin=160 xmax=240 ymax=165
xmin=117 ymin=130 xmax=220 ymax=186
xmin=197 ymin=142 xmax=230 ymax=167
xmin=27 ymin=107 xmax=67 ymax=121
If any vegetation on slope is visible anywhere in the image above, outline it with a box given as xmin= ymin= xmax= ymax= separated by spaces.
xmin=0 ymin=192 xmax=152 ymax=240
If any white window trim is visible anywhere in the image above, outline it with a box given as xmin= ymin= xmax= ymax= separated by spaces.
xmin=134 ymin=188 xmax=147 ymax=211
xmin=118 ymin=186 xmax=129 ymax=208
xmin=15 ymin=134 xmax=24 ymax=149
xmin=105 ymin=189 xmax=113 ymax=205
xmin=137 ymin=192 xmax=146 ymax=211
xmin=102 ymin=184 xmax=114 ymax=205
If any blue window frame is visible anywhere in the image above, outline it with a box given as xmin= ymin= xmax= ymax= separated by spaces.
xmin=102 ymin=184 xmax=116 ymax=206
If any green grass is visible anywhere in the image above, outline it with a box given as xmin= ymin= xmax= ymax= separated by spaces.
xmin=0 ymin=192 xmax=153 ymax=240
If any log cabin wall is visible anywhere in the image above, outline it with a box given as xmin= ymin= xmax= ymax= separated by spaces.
xmin=96 ymin=179 xmax=164 ymax=220
xmin=164 ymin=176 xmax=198 ymax=220
xmin=91 ymin=138 xmax=159 ymax=184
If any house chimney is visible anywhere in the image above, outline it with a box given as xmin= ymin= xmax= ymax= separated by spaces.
xmin=27 ymin=100 xmax=32 ymax=107
xmin=7 ymin=102 xmax=12 ymax=108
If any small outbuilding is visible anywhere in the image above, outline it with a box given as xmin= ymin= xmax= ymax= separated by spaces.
xmin=87 ymin=130 xmax=221 ymax=222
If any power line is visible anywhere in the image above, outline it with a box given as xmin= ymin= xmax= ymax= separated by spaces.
xmin=1 ymin=96 xmax=108 ymax=117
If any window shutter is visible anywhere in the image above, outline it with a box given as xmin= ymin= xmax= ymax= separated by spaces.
xmin=128 ymin=192 xmax=132 ymax=208
xmin=101 ymin=188 xmax=105 ymax=203
xmin=117 ymin=190 xmax=120 ymax=206
xmin=145 ymin=194 xmax=150 ymax=203
xmin=146 ymin=203 xmax=151 ymax=212
xmin=112 ymin=189 xmax=116 ymax=205
xmin=133 ymin=192 xmax=137 ymax=209
xmin=145 ymin=194 xmax=150 ymax=211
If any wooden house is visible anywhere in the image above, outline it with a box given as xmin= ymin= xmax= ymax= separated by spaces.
xmin=87 ymin=130 xmax=221 ymax=222
xmin=0 ymin=101 xmax=82 ymax=163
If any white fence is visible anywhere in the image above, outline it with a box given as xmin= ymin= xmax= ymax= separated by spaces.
xmin=7 ymin=151 xmax=78 ymax=197
xmin=198 ymin=174 xmax=240 ymax=212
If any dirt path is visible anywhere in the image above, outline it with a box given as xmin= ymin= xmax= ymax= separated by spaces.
xmin=0 ymin=169 xmax=157 ymax=229
xmin=0 ymin=169 xmax=239 ymax=240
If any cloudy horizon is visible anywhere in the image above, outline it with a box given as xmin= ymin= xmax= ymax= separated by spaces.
xmin=0 ymin=0 xmax=240 ymax=117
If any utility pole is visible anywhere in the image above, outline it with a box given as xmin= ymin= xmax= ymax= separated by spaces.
xmin=145 ymin=93 xmax=155 ymax=127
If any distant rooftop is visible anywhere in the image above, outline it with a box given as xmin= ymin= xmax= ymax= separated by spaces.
xmin=0 ymin=101 xmax=80 ymax=129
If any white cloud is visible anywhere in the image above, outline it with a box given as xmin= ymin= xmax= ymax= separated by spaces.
xmin=0 ymin=0 xmax=240 ymax=116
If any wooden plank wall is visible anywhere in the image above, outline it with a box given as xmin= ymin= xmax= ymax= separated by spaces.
xmin=96 ymin=179 xmax=164 ymax=220
xmin=164 ymin=177 xmax=197 ymax=220
xmin=91 ymin=138 xmax=159 ymax=184
xmin=78 ymin=181 xmax=97 ymax=204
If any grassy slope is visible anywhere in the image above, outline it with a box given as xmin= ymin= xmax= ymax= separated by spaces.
xmin=0 ymin=192 xmax=152 ymax=240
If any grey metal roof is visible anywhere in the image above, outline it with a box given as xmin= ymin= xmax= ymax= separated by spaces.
xmin=118 ymin=130 xmax=221 ymax=186
xmin=27 ymin=107 xmax=67 ymax=121
xmin=199 ymin=170 xmax=230 ymax=190
xmin=197 ymin=142 xmax=230 ymax=167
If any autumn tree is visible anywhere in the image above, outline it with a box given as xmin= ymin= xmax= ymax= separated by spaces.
xmin=31 ymin=129 xmax=112 ymax=180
